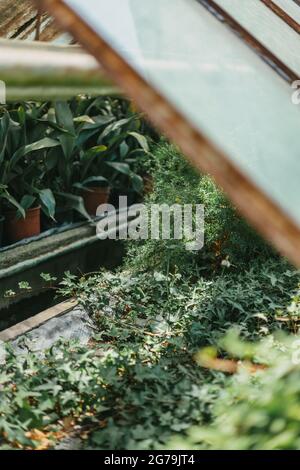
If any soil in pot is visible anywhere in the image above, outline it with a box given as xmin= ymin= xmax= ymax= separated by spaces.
xmin=4 ymin=206 xmax=41 ymax=244
xmin=82 ymin=186 xmax=110 ymax=216
xmin=0 ymin=216 xmax=4 ymax=247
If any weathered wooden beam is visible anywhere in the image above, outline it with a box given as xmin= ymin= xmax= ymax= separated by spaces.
xmin=0 ymin=0 xmax=37 ymax=38
xmin=0 ymin=39 xmax=120 ymax=100
xmin=0 ymin=0 xmax=66 ymax=42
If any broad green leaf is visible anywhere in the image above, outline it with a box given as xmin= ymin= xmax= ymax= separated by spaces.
xmin=55 ymin=102 xmax=75 ymax=159
xmin=39 ymin=188 xmax=56 ymax=221
xmin=1 ymin=192 xmax=25 ymax=218
xmin=73 ymin=176 xmax=108 ymax=191
xmin=99 ymin=117 xmax=134 ymax=141
xmin=10 ymin=138 xmax=60 ymax=168
xmin=55 ymin=101 xmax=75 ymax=133
xmin=0 ymin=112 xmax=11 ymax=162
xmin=129 ymin=132 xmax=149 ymax=151
xmin=73 ymin=115 xmax=95 ymax=124
xmin=106 ymin=162 xmax=131 ymax=175
xmin=84 ymin=145 xmax=107 ymax=159
xmin=20 ymin=195 xmax=36 ymax=211
xmin=56 ymin=192 xmax=91 ymax=220
xmin=45 ymin=150 xmax=59 ymax=171
xmin=120 ymin=141 xmax=129 ymax=158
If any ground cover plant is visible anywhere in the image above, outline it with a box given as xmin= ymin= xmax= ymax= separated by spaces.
xmin=126 ymin=141 xmax=273 ymax=274
xmin=0 ymin=140 xmax=300 ymax=450
xmin=170 ymin=331 xmax=300 ymax=450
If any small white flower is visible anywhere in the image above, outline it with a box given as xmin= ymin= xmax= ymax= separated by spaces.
xmin=221 ymin=259 xmax=231 ymax=268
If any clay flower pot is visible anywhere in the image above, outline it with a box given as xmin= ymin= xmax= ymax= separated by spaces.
xmin=82 ymin=186 xmax=110 ymax=216
xmin=4 ymin=206 xmax=41 ymax=244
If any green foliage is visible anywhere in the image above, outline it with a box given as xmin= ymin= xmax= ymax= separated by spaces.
xmin=169 ymin=332 xmax=300 ymax=450
xmin=0 ymin=97 xmax=149 ymax=224
xmin=1 ymin=123 xmax=299 ymax=452
xmin=125 ymin=141 xmax=273 ymax=273
xmin=0 ymin=103 xmax=59 ymax=218
xmin=0 ymin=269 xmax=225 ymax=449
xmin=44 ymin=98 xmax=148 ymax=218
xmin=60 ymin=258 xmax=299 ymax=347
xmin=197 ymin=176 xmax=271 ymax=261
xmin=0 ymin=257 xmax=295 ymax=449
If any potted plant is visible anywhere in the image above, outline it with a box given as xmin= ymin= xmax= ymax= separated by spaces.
xmin=41 ymin=98 xmax=149 ymax=218
xmin=70 ymin=99 xmax=148 ymax=213
xmin=40 ymin=101 xmax=108 ymax=222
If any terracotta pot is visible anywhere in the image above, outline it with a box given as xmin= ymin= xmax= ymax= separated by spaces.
xmin=82 ymin=187 xmax=110 ymax=216
xmin=4 ymin=206 xmax=41 ymax=243
xmin=0 ymin=215 xmax=4 ymax=247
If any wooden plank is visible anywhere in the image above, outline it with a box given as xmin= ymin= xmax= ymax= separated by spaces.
xmin=0 ymin=299 xmax=77 ymax=342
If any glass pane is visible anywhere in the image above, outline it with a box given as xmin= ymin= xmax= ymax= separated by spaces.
xmin=64 ymin=0 xmax=300 ymax=229
xmin=212 ymin=0 xmax=300 ymax=76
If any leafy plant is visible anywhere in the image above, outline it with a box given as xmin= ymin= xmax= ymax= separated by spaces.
xmin=0 ymin=97 xmax=150 ymax=225
xmin=169 ymin=332 xmax=300 ymax=450
xmin=1 ymin=101 xmax=297 ymax=453
xmin=125 ymin=140 xmax=273 ymax=273
xmin=39 ymin=98 xmax=149 ymax=219
xmin=0 ymin=104 xmax=59 ymax=219
xmin=0 ymin=253 xmax=298 ymax=449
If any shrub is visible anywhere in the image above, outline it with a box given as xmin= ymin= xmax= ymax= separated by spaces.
xmin=125 ymin=141 xmax=273 ymax=274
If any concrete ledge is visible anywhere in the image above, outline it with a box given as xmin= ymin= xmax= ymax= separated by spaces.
xmin=0 ymin=299 xmax=77 ymax=341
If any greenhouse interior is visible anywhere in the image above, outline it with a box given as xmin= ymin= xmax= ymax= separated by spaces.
xmin=1 ymin=0 xmax=300 ymax=456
